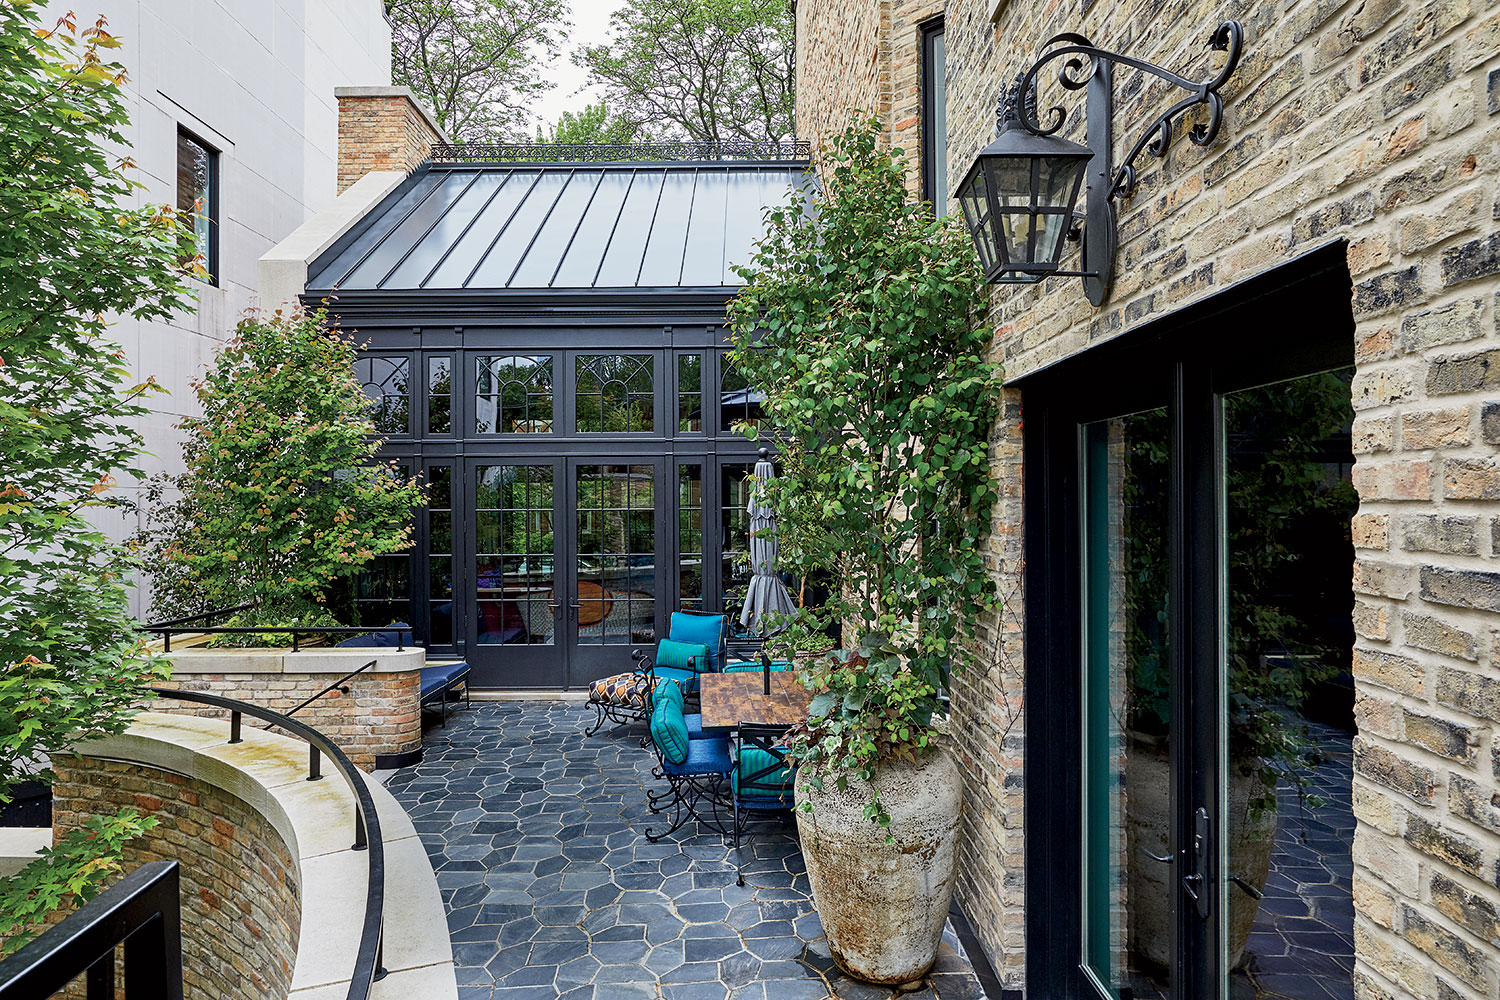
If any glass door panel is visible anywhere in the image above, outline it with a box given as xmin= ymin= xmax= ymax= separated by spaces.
xmin=567 ymin=460 xmax=664 ymax=686
xmin=1220 ymin=369 xmax=1356 ymax=1000
xmin=467 ymin=460 xmax=562 ymax=687
xmin=1082 ymin=408 xmax=1172 ymax=1000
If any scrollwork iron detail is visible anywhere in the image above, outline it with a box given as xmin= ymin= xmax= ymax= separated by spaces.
xmin=430 ymin=140 xmax=812 ymax=164
xmin=1015 ymin=19 xmax=1243 ymax=199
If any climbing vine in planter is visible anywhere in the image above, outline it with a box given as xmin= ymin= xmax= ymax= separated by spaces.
xmin=727 ymin=116 xmax=1002 ymax=822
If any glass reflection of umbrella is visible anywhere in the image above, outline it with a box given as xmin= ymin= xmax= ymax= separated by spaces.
xmin=740 ymin=448 xmax=797 ymax=694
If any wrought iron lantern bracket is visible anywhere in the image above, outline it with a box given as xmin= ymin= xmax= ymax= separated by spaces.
xmin=965 ymin=19 xmax=1243 ymax=306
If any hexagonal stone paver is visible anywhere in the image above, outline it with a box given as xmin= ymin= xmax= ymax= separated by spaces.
xmin=387 ymin=701 xmax=990 ymax=999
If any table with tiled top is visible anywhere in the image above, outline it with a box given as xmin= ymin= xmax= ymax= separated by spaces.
xmin=698 ymin=671 xmax=811 ymax=731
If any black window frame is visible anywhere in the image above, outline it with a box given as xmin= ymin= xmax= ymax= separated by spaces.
xmin=175 ymin=125 xmax=220 ymax=286
xmin=919 ymin=18 xmax=947 ymax=213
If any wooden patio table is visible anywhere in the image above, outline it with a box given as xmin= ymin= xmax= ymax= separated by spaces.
xmin=698 ymin=670 xmax=811 ymax=731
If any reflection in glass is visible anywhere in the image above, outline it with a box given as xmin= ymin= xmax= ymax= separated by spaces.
xmin=679 ymin=354 xmax=703 ymax=432
xmin=356 ymin=356 xmax=409 ymax=434
xmin=720 ymin=463 xmax=755 ymax=636
xmin=1082 ymin=408 xmax=1170 ymax=1000
xmin=575 ymin=465 xmax=657 ymax=644
xmin=1223 ymin=369 xmax=1356 ymax=1000
xmin=720 ymin=357 xmax=765 ymax=432
xmin=353 ymin=463 xmax=414 ymax=629
xmin=427 ymin=465 xmax=453 ymax=645
xmin=428 ymin=357 xmax=452 ymax=434
xmin=577 ymin=355 xmax=654 ymax=433
xmin=475 ymin=465 xmax=555 ymax=645
xmin=678 ymin=465 xmax=704 ymax=611
xmin=476 ymin=355 xmax=553 ymax=433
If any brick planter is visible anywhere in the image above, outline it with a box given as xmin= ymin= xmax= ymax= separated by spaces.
xmin=152 ymin=647 xmax=426 ymax=769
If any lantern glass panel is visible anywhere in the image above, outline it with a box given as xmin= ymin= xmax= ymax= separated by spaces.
xmin=958 ymin=169 xmax=998 ymax=270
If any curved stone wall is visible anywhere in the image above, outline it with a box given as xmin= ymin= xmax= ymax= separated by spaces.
xmin=49 ymin=756 xmax=300 ymax=999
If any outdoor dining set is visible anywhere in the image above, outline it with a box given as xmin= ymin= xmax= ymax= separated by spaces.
xmin=585 ymin=608 xmax=807 ymax=885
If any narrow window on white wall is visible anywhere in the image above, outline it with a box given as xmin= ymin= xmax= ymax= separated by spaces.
xmin=176 ymin=127 xmax=218 ymax=285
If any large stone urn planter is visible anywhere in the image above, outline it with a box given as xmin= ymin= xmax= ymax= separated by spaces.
xmin=794 ymin=746 xmax=963 ymax=985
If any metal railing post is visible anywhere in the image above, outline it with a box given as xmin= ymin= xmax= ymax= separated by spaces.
xmin=229 ymin=711 xmax=241 ymax=744
xmin=353 ymin=809 xmax=368 ymax=851
xmin=291 ymin=629 xmax=299 ymax=653
xmin=308 ymin=744 xmax=321 ymax=781
xmin=84 ymin=953 xmax=112 ymax=1000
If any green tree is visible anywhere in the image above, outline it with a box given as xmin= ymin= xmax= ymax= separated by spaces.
xmin=0 ymin=5 xmax=198 ymax=952
xmin=578 ymin=0 xmax=794 ymax=146
xmin=536 ymin=100 xmax=643 ymax=146
xmin=728 ymin=118 xmax=1001 ymax=824
xmin=141 ymin=310 xmax=427 ymax=639
xmin=386 ymin=0 xmax=570 ymax=142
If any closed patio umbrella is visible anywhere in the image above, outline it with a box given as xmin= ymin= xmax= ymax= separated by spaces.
xmin=740 ymin=449 xmax=797 ymax=692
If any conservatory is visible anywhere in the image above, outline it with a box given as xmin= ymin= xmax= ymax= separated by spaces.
xmin=301 ymin=148 xmax=814 ymax=690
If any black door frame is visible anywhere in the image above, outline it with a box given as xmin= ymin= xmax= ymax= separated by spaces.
xmin=335 ymin=294 xmax=762 ymax=687
xmin=1018 ymin=240 xmax=1356 ymax=999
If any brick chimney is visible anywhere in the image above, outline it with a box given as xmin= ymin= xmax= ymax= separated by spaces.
xmin=334 ymin=86 xmax=448 ymax=193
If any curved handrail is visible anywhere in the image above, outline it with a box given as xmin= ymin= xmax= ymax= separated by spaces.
xmin=149 ymin=687 xmax=386 ymax=999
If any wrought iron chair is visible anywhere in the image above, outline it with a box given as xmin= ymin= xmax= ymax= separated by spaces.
xmin=728 ymin=723 xmax=797 ymax=885
xmin=644 ymin=693 xmax=731 ymax=842
xmin=584 ymin=609 xmax=727 ymax=737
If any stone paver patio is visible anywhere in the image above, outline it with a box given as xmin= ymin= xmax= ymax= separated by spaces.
xmin=386 ymin=701 xmax=989 ymax=1000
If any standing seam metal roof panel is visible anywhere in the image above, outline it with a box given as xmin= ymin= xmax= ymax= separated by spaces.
xmin=306 ymin=161 xmax=814 ymax=292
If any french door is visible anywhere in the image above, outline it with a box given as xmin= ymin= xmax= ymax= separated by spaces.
xmin=1023 ymin=246 xmax=1358 ymax=1000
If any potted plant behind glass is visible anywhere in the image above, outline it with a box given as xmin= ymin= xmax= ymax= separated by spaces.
xmin=728 ymin=116 xmax=1001 ymax=986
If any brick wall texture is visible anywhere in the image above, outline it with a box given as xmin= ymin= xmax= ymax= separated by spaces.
xmin=797 ymin=0 xmax=1500 ymax=994
xmin=49 ymin=757 xmax=300 ymax=1000
xmin=150 ymin=669 xmax=423 ymax=770
xmin=336 ymin=93 xmax=442 ymax=193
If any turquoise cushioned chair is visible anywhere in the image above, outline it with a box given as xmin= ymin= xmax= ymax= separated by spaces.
xmin=644 ymin=695 xmax=731 ymax=842
xmin=729 ymin=723 xmax=796 ymax=886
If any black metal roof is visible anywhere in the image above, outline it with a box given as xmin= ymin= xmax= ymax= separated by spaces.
xmin=306 ymin=159 xmax=814 ymax=294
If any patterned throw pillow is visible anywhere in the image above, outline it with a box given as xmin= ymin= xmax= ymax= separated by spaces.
xmin=587 ymin=671 xmax=656 ymax=707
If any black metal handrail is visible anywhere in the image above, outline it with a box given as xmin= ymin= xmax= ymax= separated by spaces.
xmin=430 ymin=139 xmax=812 ymax=163
xmin=286 ymin=660 xmax=378 ymax=717
xmin=149 ymin=687 xmax=387 ymax=998
xmin=0 ymin=860 xmax=183 ymax=999
xmin=143 ymin=624 xmax=411 ymax=654
xmin=144 ymin=602 xmax=255 ymax=629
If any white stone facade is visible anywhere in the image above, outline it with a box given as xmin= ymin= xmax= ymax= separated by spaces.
xmin=36 ymin=1 xmax=392 ymax=609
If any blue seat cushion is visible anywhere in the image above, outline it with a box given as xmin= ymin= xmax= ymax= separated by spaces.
xmin=725 ymin=660 xmax=795 ymax=673
xmin=669 ymin=613 xmax=725 ymax=674
xmin=663 ymin=735 xmax=732 ymax=777
xmin=733 ymin=745 xmax=794 ymax=807
xmin=336 ymin=622 xmax=412 ymax=648
xmin=650 ymin=699 xmax=691 ymax=766
xmin=653 ymin=665 xmax=700 ymax=695
xmin=420 ymin=662 xmax=470 ymax=701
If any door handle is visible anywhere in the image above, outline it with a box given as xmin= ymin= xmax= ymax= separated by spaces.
xmin=1142 ymin=848 xmax=1173 ymax=864
xmin=1230 ymin=875 xmax=1263 ymax=900
xmin=1183 ymin=806 xmax=1211 ymax=919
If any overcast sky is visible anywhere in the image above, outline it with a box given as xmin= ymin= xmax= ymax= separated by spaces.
xmin=529 ymin=0 xmax=628 ymax=131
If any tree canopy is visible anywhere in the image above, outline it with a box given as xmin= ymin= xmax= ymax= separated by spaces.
xmin=577 ymin=0 xmax=794 ymax=145
xmin=537 ymin=100 xmax=642 ymax=145
xmin=386 ymin=0 xmax=570 ymax=142
xmin=0 ymin=5 xmax=198 ymax=950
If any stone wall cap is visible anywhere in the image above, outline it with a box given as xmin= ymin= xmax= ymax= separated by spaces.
xmin=334 ymin=85 xmax=451 ymax=143
xmin=162 ymin=645 xmax=426 ymax=674
xmin=75 ymin=713 xmax=456 ymax=999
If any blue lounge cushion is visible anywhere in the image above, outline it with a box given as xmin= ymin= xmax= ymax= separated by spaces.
xmin=655 ymin=638 xmax=709 ymax=674
xmin=652 ymin=665 xmax=700 ymax=695
xmin=650 ymin=698 xmax=690 ymax=766
xmin=663 ymin=735 xmax=732 ymax=777
xmin=336 ymin=622 xmax=412 ymax=648
xmin=724 ymin=660 xmax=795 ymax=673
xmin=669 ymin=612 xmax=726 ymax=674
xmin=732 ymin=744 xmax=794 ymax=806
xmin=420 ymin=662 xmax=470 ymax=702
xmin=651 ymin=681 xmax=710 ymax=738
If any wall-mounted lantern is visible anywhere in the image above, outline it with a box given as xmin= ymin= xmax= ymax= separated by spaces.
xmin=957 ymin=21 xmax=1243 ymax=306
